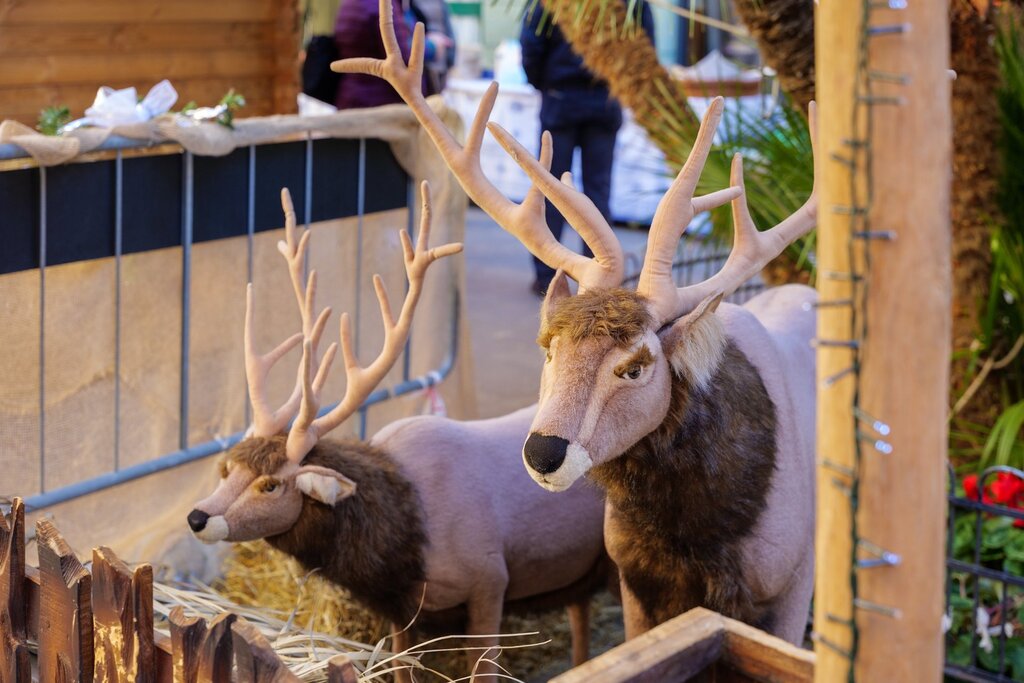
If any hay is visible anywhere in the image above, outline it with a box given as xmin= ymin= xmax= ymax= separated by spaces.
xmin=215 ymin=541 xmax=625 ymax=682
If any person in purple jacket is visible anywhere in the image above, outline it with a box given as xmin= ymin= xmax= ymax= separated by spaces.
xmin=334 ymin=0 xmax=412 ymax=109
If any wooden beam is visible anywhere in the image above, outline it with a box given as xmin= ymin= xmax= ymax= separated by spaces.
xmin=549 ymin=608 xmax=726 ymax=683
xmin=231 ymin=619 xmax=302 ymax=682
xmin=720 ymin=617 xmax=814 ymax=683
xmin=814 ymin=1 xmax=951 ymax=680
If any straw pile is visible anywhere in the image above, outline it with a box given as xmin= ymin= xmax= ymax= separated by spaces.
xmin=214 ymin=541 xmax=625 ymax=682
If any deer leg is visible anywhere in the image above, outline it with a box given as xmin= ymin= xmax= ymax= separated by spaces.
xmin=566 ymin=599 xmax=591 ymax=665
xmin=391 ymin=624 xmax=414 ymax=683
xmin=465 ymin=575 xmax=507 ymax=681
xmin=619 ymin=576 xmax=654 ymax=640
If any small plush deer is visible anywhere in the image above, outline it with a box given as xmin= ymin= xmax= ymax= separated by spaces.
xmin=188 ymin=185 xmax=607 ymax=680
xmin=334 ymin=7 xmax=817 ymax=645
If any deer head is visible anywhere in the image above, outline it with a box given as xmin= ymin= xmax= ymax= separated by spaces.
xmin=188 ymin=183 xmax=462 ymax=541
xmin=332 ymin=2 xmax=817 ymax=490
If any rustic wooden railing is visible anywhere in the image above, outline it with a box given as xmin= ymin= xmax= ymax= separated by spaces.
xmin=0 ymin=497 xmax=359 ymax=683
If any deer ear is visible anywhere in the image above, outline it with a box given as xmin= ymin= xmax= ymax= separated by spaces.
xmin=541 ymin=270 xmax=571 ymax=323
xmin=660 ymin=292 xmax=726 ymax=389
xmin=295 ymin=465 xmax=357 ymax=506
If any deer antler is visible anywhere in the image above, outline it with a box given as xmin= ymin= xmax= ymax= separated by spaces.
xmin=638 ymin=100 xmax=819 ymax=325
xmin=245 ymin=189 xmax=331 ymax=437
xmin=285 ymin=181 xmax=463 ymax=463
xmin=331 ymin=0 xmax=623 ymax=291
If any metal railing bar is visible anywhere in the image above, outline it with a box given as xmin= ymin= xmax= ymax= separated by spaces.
xmin=22 ymin=291 xmax=460 ymax=512
xmin=179 ymin=152 xmax=194 ymax=450
xmin=38 ymin=167 xmax=47 ymax=494
xmin=245 ymin=145 xmax=256 ymax=429
xmin=944 ymin=662 xmax=1015 ymax=683
xmin=114 ymin=150 xmax=124 ymax=471
xmin=403 ymin=180 xmax=414 ymax=383
xmin=946 ymin=558 xmax=1024 ymax=589
xmin=354 ymin=138 xmax=366 ymax=361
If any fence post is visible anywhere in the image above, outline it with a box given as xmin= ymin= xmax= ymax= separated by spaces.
xmin=232 ymin=619 xmax=302 ymax=682
xmin=195 ymin=612 xmax=236 ymax=683
xmin=0 ymin=498 xmax=29 ymax=683
xmin=92 ymin=546 xmax=156 ymax=682
xmin=169 ymin=606 xmax=207 ymax=683
xmin=327 ymin=654 xmax=360 ymax=683
xmin=36 ymin=518 xmax=94 ymax=682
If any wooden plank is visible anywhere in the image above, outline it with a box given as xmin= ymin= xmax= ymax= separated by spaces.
xmin=720 ymin=618 xmax=814 ymax=683
xmin=0 ymin=498 xmax=29 ymax=683
xmin=195 ymin=612 xmax=236 ymax=683
xmin=169 ymin=606 xmax=206 ymax=683
xmin=0 ymin=50 xmax=273 ymax=88
xmin=35 ymin=519 xmax=93 ymax=683
xmin=92 ymin=546 xmax=156 ymax=683
xmin=326 ymin=655 xmax=360 ymax=683
xmin=0 ymin=78 xmax=273 ymax=113
xmin=811 ymin=1 xmax=861 ymax=678
xmin=850 ymin=1 xmax=950 ymax=680
xmin=550 ymin=607 xmax=725 ymax=683
xmin=231 ymin=619 xmax=301 ymax=682
xmin=0 ymin=22 xmax=275 ymax=56
xmin=0 ymin=1 xmax=277 ymax=25
xmin=270 ymin=0 xmax=300 ymax=115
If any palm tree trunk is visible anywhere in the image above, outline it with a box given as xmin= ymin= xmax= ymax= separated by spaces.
xmin=731 ymin=0 xmax=816 ymax=112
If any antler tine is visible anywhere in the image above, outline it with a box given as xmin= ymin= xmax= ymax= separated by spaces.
xmin=244 ymin=277 xmax=332 ymax=438
xmin=666 ymin=101 xmax=820 ymax=323
xmin=487 ymin=123 xmax=625 ymax=291
xmin=245 ymin=186 xmax=332 ymax=438
xmin=286 ymin=182 xmax=463 ymax=459
xmin=332 ymin=0 xmax=622 ymax=291
xmin=635 ymin=97 xmax=743 ymax=323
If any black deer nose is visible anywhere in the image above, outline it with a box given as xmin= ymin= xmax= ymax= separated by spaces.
xmin=187 ymin=509 xmax=210 ymax=533
xmin=524 ymin=433 xmax=569 ymax=474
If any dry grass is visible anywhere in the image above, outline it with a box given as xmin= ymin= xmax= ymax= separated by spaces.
xmin=213 ymin=541 xmax=625 ymax=682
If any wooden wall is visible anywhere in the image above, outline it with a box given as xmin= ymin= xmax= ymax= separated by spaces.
xmin=0 ymin=0 xmax=300 ymax=127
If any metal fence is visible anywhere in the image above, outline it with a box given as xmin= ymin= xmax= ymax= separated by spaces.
xmin=946 ymin=466 xmax=1024 ymax=683
xmin=0 ymin=136 xmax=459 ymax=512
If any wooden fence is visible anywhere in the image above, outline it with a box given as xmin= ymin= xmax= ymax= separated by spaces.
xmin=0 ymin=497 xmax=358 ymax=683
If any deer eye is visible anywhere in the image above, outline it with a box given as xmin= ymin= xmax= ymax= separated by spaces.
xmin=259 ymin=479 xmax=279 ymax=494
xmin=621 ymin=365 xmax=642 ymax=380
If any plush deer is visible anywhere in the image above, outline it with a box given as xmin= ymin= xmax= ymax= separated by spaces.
xmin=187 ymin=185 xmax=608 ymax=680
xmin=334 ymin=6 xmax=818 ymax=645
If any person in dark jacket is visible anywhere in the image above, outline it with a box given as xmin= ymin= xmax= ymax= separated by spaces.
xmin=334 ymin=0 xmax=412 ymax=109
xmin=520 ymin=3 xmax=655 ymax=294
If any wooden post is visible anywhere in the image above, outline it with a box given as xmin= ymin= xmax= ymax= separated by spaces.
xmin=0 ymin=499 xmax=29 ymax=683
xmin=92 ymin=546 xmax=156 ymax=683
xmin=231 ymin=619 xmax=302 ymax=683
xmin=814 ymin=1 xmax=951 ymax=681
xmin=36 ymin=519 xmax=94 ymax=683
xmin=195 ymin=612 xmax=236 ymax=683
xmin=169 ymin=606 xmax=207 ymax=683
xmin=326 ymin=655 xmax=360 ymax=683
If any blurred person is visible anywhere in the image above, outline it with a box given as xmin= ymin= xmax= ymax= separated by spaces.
xmin=301 ymin=0 xmax=343 ymax=104
xmin=406 ymin=0 xmax=456 ymax=94
xmin=334 ymin=0 xmax=413 ymax=108
xmin=520 ymin=3 xmax=655 ymax=296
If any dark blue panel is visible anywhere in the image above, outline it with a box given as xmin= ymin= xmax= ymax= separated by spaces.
xmin=123 ymin=154 xmax=183 ymax=254
xmin=0 ymin=168 xmax=39 ymax=274
xmin=194 ymin=148 xmax=249 ymax=243
xmin=254 ymin=142 xmax=307 ymax=232
xmin=363 ymin=138 xmax=408 ymax=214
xmin=46 ymin=160 xmax=115 ymax=266
xmin=311 ymin=137 xmax=360 ymax=222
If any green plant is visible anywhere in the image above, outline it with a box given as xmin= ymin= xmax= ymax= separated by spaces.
xmin=36 ymin=105 xmax=70 ymax=136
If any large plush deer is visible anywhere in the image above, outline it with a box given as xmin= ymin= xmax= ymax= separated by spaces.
xmin=187 ymin=185 xmax=608 ymax=680
xmin=334 ymin=4 xmax=817 ymax=645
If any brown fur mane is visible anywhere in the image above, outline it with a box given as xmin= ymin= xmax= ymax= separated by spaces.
xmin=590 ymin=342 xmax=777 ymax=628
xmin=539 ymin=288 xmax=653 ymax=348
xmin=262 ymin=438 xmax=428 ymax=626
xmin=224 ymin=435 xmax=289 ymax=476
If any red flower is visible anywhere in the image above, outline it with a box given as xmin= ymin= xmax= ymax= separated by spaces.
xmin=964 ymin=474 xmax=979 ymax=500
xmin=991 ymin=473 xmax=1024 ymax=507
